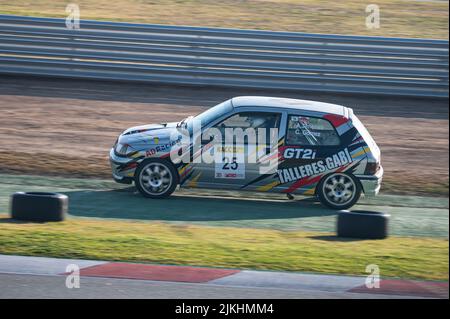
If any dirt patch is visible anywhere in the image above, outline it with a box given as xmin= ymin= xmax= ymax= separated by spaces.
xmin=358 ymin=115 xmax=448 ymax=196
xmin=0 ymin=76 xmax=448 ymax=196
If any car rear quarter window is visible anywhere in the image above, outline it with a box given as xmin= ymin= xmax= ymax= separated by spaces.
xmin=286 ymin=115 xmax=340 ymax=146
xmin=351 ymin=114 xmax=380 ymax=158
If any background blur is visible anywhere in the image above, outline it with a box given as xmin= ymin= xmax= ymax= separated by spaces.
xmin=0 ymin=0 xmax=448 ymax=39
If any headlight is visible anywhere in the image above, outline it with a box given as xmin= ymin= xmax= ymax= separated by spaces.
xmin=115 ymin=143 xmax=130 ymax=156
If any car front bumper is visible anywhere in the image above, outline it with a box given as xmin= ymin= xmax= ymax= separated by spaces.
xmin=355 ymin=165 xmax=383 ymax=196
xmin=109 ymin=148 xmax=136 ymax=184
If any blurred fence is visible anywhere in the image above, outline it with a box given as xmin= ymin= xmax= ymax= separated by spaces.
xmin=0 ymin=14 xmax=448 ymax=98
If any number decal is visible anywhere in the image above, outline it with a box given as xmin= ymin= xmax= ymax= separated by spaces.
xmin=215 ymin=147 xmax=245 ymax=179
xmin=222 ymin=157 xmax=238 ymax=170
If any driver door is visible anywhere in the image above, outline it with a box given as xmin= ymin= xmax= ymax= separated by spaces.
xmin=194 ymin=111 xmax=281 ymax=189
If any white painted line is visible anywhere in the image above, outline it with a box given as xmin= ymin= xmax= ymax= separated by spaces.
xmin=0 ymin=254 xmax=107 ymax=276
xmin=209 ymin=270 xmax=366 ymax=293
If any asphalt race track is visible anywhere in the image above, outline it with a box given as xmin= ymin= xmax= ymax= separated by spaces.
xmin=0 ymin=174 xmax=448 ymax=237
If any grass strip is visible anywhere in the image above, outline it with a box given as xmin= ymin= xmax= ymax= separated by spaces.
xmin=0 ymin=216 xmax=447 ymax=281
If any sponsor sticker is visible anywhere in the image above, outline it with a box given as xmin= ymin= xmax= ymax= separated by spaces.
xmin=145 ymin=137 xmax=181 ymax=157
xmin=277 ymin=148 xmax=353 ymax=184
xmin=283 ymin=148 xmax=317 ymax=160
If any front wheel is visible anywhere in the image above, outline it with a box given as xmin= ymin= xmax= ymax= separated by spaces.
xmin=134 ymin=159 xmax=178 ymax=198
xmin=317 ymin=173 xmax=361 ymax=210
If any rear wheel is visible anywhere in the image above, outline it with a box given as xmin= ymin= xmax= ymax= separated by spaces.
xmin=135 ymin=159 xmax=178 ymax=198
xmin=317 ymin=173 xmax=361 ymax=210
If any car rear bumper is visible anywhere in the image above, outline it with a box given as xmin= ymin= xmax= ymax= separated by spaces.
xmin=355 ymin=165 xmax=383 ymax=196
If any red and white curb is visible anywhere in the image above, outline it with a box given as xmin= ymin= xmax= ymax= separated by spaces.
xmin=0 ymin=255 xmax=447 ymax=298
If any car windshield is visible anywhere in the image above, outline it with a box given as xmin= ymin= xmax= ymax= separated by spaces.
xmin=186 ymin=100 xmax=233 ymax=130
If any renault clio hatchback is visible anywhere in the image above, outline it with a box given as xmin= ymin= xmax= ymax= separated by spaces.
xmin=110 ymin=97 xmax=383 ymax=209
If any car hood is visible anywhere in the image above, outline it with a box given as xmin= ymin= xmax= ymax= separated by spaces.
xmin=122 ymin=122 xmax=178 ymax=135
xmin=118 ymin=122 xmax=184 ymax=148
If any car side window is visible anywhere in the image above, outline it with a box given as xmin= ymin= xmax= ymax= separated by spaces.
xmin=213 ymin=112 xmax=280 ymax=144
xmin=286 ymin=115 xmax=340 ymax=146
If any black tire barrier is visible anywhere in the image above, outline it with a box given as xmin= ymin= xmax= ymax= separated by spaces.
xmin=11 ymin=192 xmax=68 ymax=222
xmin=337 ymin=210 xmax=389 ymax=239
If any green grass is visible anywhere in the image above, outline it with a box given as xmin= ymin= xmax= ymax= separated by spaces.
xmin=0 ymin=216 xmax=447 ymax=281
xmin=0 ymin=0 xmax=448 ymax=39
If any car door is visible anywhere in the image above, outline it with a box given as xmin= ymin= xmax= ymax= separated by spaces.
xmin=193 ymin=110 xmax=282 ymax=190
xmin=276 ymin=113 xmax=343 ymax=194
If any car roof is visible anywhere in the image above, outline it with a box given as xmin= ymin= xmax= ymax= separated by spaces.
xmin=231 ymin=96 xmax=349 ymax=117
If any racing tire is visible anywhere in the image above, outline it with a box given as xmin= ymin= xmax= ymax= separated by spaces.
xmin=317 ymin=172 xmax=361 ymax=210
xmin=11 ymin=192 xmax=68 ymax=222
xmin=135 ymin=159 xmax=178 ymax=199
xmin=337 ymin=210 xmax=390 ymax=239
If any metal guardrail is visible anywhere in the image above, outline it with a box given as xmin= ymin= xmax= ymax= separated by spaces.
xmin=0 ymin=14 xmax=448 ymax=98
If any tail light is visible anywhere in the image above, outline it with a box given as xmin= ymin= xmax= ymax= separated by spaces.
xmin=365 ymin=162 xmax=381 ymax=175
